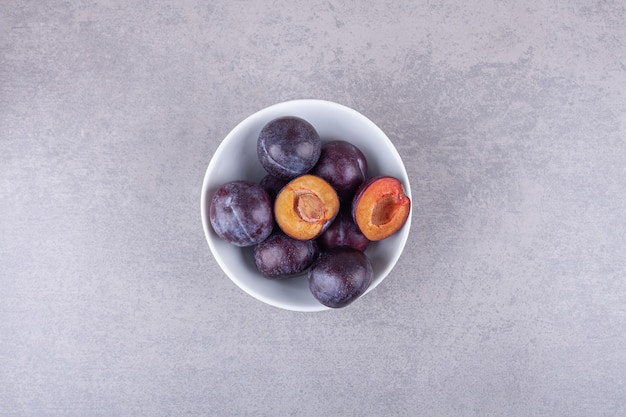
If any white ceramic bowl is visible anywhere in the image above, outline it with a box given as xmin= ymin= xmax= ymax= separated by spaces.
xmin=201 ymin=99 xmax=411 ymax=312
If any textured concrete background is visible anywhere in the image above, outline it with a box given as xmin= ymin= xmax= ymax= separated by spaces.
xmin=2 ymin=1 xmax=626 ymax=416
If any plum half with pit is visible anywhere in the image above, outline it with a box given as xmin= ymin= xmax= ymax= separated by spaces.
xmin=257 ymin=116 xmax=321 ymax=180
xmin=274 ymin=174 xmax=340 ymax=241
xmin=254 ymin=231 xmax=319 ymax=279
xmin=308 ymin=247 xmax=373 ymax=308
xmin=209 ymin=180 xmax=274 ymax=247
xmin=311 ymin=140 xmax=368 ymax=201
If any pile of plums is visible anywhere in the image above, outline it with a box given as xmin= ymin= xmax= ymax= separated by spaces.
xmin=209 ymin=116 xmax=410 ymax=308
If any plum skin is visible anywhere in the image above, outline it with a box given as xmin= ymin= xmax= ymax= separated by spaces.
xmin=254 ymin=232 xmax=319 ymax=279
xmin=311 ymin=140 xmax=368 ymax=201
xmin=209 ymin=181 xmax=274 ymax=247
xmin=308 ymin=247 xmax=373 ymax=308
xmin=260 ymin=174 xmax=288 ymax=202
xmin=257 ymin=116 xmax=322 ymax=180
xmin=317 ymin=208 xmax=369 ymax=252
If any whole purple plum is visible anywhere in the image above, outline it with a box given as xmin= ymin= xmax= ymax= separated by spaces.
xmin=209 ymin=181 xmax=273 ymax=247
xmin=254 ymin=231 xmax=319 ymax=279
xmin=257 ymin=116 xmax=321 ymax=180
xmin=308 ymin=247 xmax=373 ymax=308
xmin=318 ymin=208 xmax=369 ymax=252
xmin=311 ymin=140 xmax=367 ymax=201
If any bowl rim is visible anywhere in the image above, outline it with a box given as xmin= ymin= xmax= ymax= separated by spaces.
xmin=200 ymin=98 xmax=411 ymax=312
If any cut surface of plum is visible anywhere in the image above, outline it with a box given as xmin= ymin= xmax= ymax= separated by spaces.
xmin=352 ymin=176 xmax=410 ymax=241
xmin=274 ymin=174 xmax=340 ymax=241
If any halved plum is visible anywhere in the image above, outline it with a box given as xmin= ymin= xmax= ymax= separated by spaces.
xmin=352 ymin=176 xmax=410 ymax=241
xmin=274 ymin=174 xmax=340 ymax=241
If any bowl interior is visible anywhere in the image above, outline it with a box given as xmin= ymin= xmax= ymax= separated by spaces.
xmin=201 ymin=99 xmax=411 ymax=312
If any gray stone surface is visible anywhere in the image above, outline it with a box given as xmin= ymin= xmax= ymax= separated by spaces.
xmin=2 ymin=1 xmax=625 ymax=416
